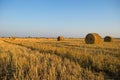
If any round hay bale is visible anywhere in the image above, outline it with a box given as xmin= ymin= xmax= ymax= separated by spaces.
xmin=9 ymin=36 xmax=16 ymax=40
xmin=85 ymin=33 xmax=102 ymax=44
xmin=57 ymin=36 xmax=64 ymax=41
xmin=104 ymin=36 xmax=113 ymax=42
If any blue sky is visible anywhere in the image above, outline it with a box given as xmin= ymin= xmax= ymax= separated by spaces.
xmin=0 ymin=0 xmax=120 ymax=38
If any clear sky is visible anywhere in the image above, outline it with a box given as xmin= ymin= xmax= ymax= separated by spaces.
xmin=0 ymin=0 xmax=120 ymax=38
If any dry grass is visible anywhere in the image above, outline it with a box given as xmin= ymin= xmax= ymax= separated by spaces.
xmin=0 ymin=38 xmax=120 ymax=80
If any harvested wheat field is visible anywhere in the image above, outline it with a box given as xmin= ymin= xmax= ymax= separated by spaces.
xmin=0 ymin=38 xmax=120 ymax=80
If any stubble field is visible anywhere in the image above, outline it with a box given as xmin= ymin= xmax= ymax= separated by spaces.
xmin=0 ymin=38 xmax=120 ymax=80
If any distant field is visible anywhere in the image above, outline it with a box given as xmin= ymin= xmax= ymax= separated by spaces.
xmin=0 ymin=38 xmax=120 ymax=80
